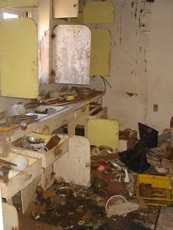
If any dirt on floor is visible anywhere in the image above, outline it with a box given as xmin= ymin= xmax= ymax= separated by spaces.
xmin=19 ymin=213 xmax=62 ymax=230
xmin=18 ymin=127 xmax=173 ymax=230
xmin=18 ymin=151 xmax=160 ymax=230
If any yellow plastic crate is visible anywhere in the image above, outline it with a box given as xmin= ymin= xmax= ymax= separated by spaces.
xmin=136 ymin=174 xmax=173 ymax=207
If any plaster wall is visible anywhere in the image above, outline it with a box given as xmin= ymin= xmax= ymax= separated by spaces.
xmin=104 ymin=0 xmax=173 ymax=131
xmin=146 ymin=0 xmax=173 ymax=131
xmin=0 ymin=0 xmax=173 ymax=132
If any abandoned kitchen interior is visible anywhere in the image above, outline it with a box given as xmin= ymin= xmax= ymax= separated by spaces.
xmin=0 ymin=0 xmax=173 ymax=229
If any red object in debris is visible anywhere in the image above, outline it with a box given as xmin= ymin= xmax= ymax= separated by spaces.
xmin=98 ymin=160 xmax=107 ymax=167
xmin=97 ymin=165 xmax=106 ymax=172
xmin=96 ymin=160 xmax=108 ymax=172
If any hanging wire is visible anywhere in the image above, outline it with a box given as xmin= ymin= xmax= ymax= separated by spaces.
xmin=92 ymin=75 xmax=112 ymax=93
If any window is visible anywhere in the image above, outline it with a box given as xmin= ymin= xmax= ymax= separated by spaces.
xmin=3 ymin=12 xmax=19 ymax=19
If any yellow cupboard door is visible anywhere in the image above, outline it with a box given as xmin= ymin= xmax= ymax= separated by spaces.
xmin=0 ymin=18 xmax=38 ymax=98
xmin=90 ymin=29 xmax=111 ymax=77
xmin=0 ymin=0 xmax=38 ymax=8
xmin=87 ymin=119 xmax=119 ymax=150
xmin=83 ymin=1 xmax=114 ymax=24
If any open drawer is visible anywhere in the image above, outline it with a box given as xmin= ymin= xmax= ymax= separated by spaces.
xmin=12 ymin=134 xmax=69 ymax=169
xmin=0 ymin=151 xmax=42 ymax=200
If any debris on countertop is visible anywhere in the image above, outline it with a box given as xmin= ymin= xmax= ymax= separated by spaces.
xmin=13 ymin=134 xmax=61 ymax=152
xmin=40 ymin=87 xmax=104 ymax=106
xmin=0 ymin=87 xmax=104 ymax=131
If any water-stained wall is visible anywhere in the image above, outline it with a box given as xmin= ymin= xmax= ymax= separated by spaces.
xmin=0 ymin=0 xmax=173 ymax=132
xmin=104 ymin=0 xmax=173 ymax=131
xmin=146 ymin=0 xmax=173 ymax=131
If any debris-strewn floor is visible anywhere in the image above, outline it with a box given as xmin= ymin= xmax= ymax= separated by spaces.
xmin=19 ymin=125 xmax=173 ymax=229
xmin=19 ymin=213 xmax=61 ymax=230
xmin=156 ymin=207 xmax=173 ymax=230
xmin=22 ymin=179 xmax=159 ymax=230
xmin=20 ymin=150 xmax=159 ymax=230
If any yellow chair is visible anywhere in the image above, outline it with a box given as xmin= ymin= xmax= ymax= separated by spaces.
xmin=87 ymin=119 xmax=119 ymax=150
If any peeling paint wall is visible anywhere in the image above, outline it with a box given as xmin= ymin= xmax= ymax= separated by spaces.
xmin=104 ymin=0 xmax=173 ymax=131
xmin=0 ymin=0 xmax=173 ymax=132
xmin=146 ymin=0 xmax=173 ymax=131
xmin=104 ymin=0 xmax=149 ymax=130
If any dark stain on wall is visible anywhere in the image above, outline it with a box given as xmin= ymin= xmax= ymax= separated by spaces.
xmin=131 ymin=1 xmax=135 ymax=8
xmin=146 ymin=0 xmax=155 ymax=2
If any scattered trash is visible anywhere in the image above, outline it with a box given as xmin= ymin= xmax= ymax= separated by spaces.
xmin=119 ymin=142 xmax=150 ymax=173
xmin=13 ymin=134 xmax=61 ymax=152
xmin=27 ymin=123 xmax=173 ymax=229
xmin=138 ymin=123 xmax=158 ymax=149
xmin=105 ymin=195 xmax=139 ymax=217
xmin=119 ymin=128 xmax=138 ymax=150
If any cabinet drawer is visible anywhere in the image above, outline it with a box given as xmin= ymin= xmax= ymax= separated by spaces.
xmin=12 ymin=135 xmax=69 ymax=169
xmin=0 ymin=152 xmax=42 ymax=200
xmin=41 ymin=135 xmax=69 ymax=168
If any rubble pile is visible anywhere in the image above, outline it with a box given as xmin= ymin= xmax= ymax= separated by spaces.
xmin=147 ymin=130 xmax=173 ymax=175
xmin=29 ymin=145 xmax=160 ymax=230
xmin=28 ymin=124 xmax=173 ymax=230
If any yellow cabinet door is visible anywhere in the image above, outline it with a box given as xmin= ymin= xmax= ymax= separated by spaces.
xmin=87 ymin=119 xmax=119 ymax=150
xmin=53 ymin=0 xmax=79 ymax=18
xmin=83 ymin=1 xmax=114 ymax=24
xmin=90 ymin=29 xmax=111 ymax=77
xmin=0 ymin=0 xmax=38 ymax=8
xmin=0 ymin=18 xmax=38 ymax=98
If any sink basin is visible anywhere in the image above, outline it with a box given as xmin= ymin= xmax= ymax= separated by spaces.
xmin=27 ymin=105 xmax=67 ymax=120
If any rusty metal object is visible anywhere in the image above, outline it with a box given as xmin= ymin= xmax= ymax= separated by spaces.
xmin=46 ymin=135 xmax=61 ymax=150
xmin=0 ymin=159 xmax=17 ymax=167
